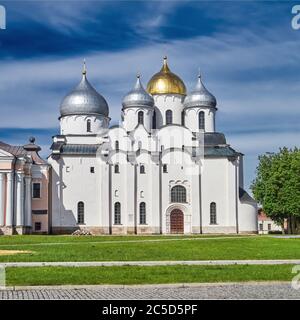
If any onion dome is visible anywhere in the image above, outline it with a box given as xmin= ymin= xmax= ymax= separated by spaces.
xmin=184 ymin=73 xmax=217 ymax=108
xmin=147 ymin=56 xmax=186 ymax=95
xmin=60 ymin=61 xmax=109 ymax=117
xmin=122 ymin=75 xmax=154 ymax=109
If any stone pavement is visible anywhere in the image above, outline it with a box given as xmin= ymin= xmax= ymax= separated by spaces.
xmin=1 ymin=259 xmax=300 ymax=268
xmin=0 ymin=282 xmax=299 ymax=300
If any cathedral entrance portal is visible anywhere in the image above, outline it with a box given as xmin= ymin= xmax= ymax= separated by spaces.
xmin=170 ymin=209 xmax=184 ymax=234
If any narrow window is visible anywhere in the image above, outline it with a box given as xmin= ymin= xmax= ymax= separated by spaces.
xmin=77 ymin=201 xmax=84 ymax=224
xmin=153 ymin=110 xmax=156 ymax=129
xmin=114 ymin=202 xmax=121 ymax=224
xmin=32 ymin=183 xmax=41 ymax=199
xmin=114 ymin=164 xmax=120 ymax=174
xmin=163 ymin=164 xmax=168 ymax=173
xmin=140 ymin=202 xmax=146 ymax=224
xmin=140 ymin=165 xmax=145 ymax=174
xmin=259 ymin=224 xmax=263 ymax=231
xmin=210 ymin=202 xmax=217 ymax=225
xmin=268 ymin=223 xmax=271 ymax=231
xmin=87 ymin=119 xmax=91 ymax=132
xmin=181 ymin=111 xmax=185 ymax=126
xmin=90 ymin=167 xmax=95 ymax=173
xmin=166 ymin=110 xmax=173 ymax=125
xmin=199 ymin=111 xmax=205 ymax=130
xmin=115 ymin=140 xmax=119 ymax=151
xmin=138 ymin=111 xmax=144 ymax=125
xmin=171 ymin=186 xmax=186 ymax=203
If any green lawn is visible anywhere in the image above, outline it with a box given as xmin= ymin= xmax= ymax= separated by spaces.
xmin=0 ymin=235 xmax=299 ymax=262
xmin=5 ymin=264 xmax=296 ymax=286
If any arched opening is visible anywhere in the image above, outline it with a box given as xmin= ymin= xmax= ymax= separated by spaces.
xmin=138 ymin=111 xmax=144 ymax=125
xmin=114 ymin=202 xmax=121 ymax=224
xmin=139 ymin=202 xmax=146 ymax=225
xmin=170 ymin=209 xmax=184 ymax=234
xmin=166 ymin=110 xmax=173 ymax=125
xmin=140 ymin=164 xmax=145 ymax=174
xmin=77 ymin=202 xmax=84 ymax=224
xmin=115 ymin=140 xmax=119 ymax=151
xmin=114 ymin=164 xmax=120 ymax=174
xmin=87 ymin=119 xmax=91 ymax=132
xmin=171 ymin=185 xmax=187 ymax=203
xmin=199 ymin=111 xmax=205 ymax=130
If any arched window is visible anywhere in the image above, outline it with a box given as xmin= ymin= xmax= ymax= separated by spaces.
xmin=166 ymin=110 xmax=173 ymax=125
xmin=171 ymin=185 xmax=186 ymax=203
xmin=114 ymin=202 xmax=121 ymax=224
xmin=138 ymin=141 xmax=142 ymax=150
xmin=181 ymin=111 xmax=185 ymax=126
xmin=138 ymin=111 xmax=144 ymax=125
xmin=140 ymin=165 xmax=145 ymax=174
xmin=140 ymin=202 xmax=146 ymax=224
xmin=87 ymin=119 xmax=91 ymax=132
xmin=153 ymin=111 xmax=156 ymax=129
xmin=114 ymin=164 xmax=120 ymax=174
xmin=77 ymin=202 xmax=84 ymax=224
xmin=210 ymin=202 xmax=217 ymax=224
xmin=199 ymin=111 xmax=205 ymax=130
xmin=115 ymin=140 xmax=119 ymax=151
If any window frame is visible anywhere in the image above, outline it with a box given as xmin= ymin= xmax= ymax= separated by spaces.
xmin=32 ymin=182 xmax=41 ymax=199
xmin=166 ymin=110 xmax=173 ymax=125
xmin=114 ymin=202 xmax=121 ymax=225
xmin=87 ymin=119 xmax=92 ymax=132
xmin=210 ymin=202 xmax=217 ymax=225
xmin=77 ymin=201 xmax=85 ymax=225
xmin=139 ymin=202 xmax=146 ymax=225
xmin=170 ymin=185 xmax=187 ymax=203
xmin=199 ymin=111 xmax=205 ymax=130
xmin=138 ymin=111 xmax=144 ymax=125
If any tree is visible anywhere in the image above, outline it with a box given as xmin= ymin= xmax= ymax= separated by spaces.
xmin=251 ymin=147 xmax=300 ymax=234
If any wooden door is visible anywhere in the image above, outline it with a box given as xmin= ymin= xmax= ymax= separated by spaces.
xmin=170 ymin=209 xmax=184 ymax=234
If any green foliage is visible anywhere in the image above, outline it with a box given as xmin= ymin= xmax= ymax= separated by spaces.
xmin=251 ymin=148 xmax=300 ymax=224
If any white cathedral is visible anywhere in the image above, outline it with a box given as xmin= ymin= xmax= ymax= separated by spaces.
xmin=48 ymin=57 xmax=258 ymax=235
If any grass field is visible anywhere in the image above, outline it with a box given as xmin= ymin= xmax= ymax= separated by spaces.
xmin=5 ymin=264 xmax=296 ymax=286
xmin=0 ymin=235 xmax=299 ymax=286
xmin=0 ymin=235 xmax=298 ymax=262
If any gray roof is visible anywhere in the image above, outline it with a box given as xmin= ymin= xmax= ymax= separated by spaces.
xmin=184 ymin=75 xmax=217 ymax=109
xmin=239 ymin=188 xmax=256 ymax=203
xmin=122 ymin=76 xmax=154 ymax=109
xmin=204 ymin=132 xmax=226 ymax=146
xmin=61 ymin=144 xmax=100 ymax=155
xmin=60 ymin=73 xmax=109 ymax=117
xmin=204 ymin=146 xmax=238 ymax=157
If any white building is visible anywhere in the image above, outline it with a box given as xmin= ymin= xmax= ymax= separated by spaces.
xmin=48 ymin=58 xmax=258 ymax=235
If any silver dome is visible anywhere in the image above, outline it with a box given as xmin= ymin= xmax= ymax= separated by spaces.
xmin=122 ymin=75 xmax=154 ymax=109
xmin=184 ymin=74 xmax=217 ymax=108
xmin=60 ymin=67 xmax=109 ymax=117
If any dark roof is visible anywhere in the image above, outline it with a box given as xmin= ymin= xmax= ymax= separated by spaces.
xmin=239 ymin=188 xmax=256 ymax=203
xmin=204 ymin=146 xmax=238 ymax=157
xmin=61 ymin=144 xmax=100 ymax=155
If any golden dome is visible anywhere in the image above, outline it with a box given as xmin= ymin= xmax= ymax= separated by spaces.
xmin=147 ymin=57 xmax=186 ymax=95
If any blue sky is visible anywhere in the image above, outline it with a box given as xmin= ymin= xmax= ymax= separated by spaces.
xmin=0 ymin=0 xmax=300 ymax=192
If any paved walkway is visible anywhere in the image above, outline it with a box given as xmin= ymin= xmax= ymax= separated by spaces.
xmin=0 ymin=282 xmax=299 ymax=299
xmin=1 ymin=259 xmax=300 ymax=268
